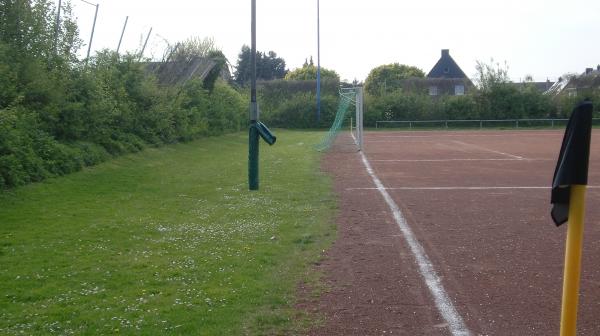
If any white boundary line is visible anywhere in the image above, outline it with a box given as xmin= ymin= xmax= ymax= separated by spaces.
xmin=358 ymin=151 xmax=470 ymax=336
xmin=368 ymin=133 xmax=562 ymax=138
xmin=370 ymin=158 xmax=552 ymax=162
xmin=347 ymin=186 xmax=600 ymax=191
xmin=452 ymin=140 xmax=524 ymax=160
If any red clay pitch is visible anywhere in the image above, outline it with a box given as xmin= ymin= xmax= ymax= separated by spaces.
xmin=305 ymin=129 xmax=600 ymax=335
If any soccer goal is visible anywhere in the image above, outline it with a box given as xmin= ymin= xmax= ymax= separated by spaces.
xmin=315 ymin=86 xmax=364 ymax=152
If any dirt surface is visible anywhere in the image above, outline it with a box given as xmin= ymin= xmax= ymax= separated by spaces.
xmin=303 ymin=130 xmax=600 ymax=335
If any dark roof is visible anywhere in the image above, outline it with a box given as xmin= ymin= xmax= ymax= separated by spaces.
xmin=145 ymin=56 xmax=231 ymax=85
xmin=427 ymin=49 xmax=468 ymax=79
xmin=567 ymin=73 xmax=600 ymax=90
xmin=511 ymin=81 xmax=555 ymax=93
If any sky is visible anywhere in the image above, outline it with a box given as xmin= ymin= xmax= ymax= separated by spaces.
xmin=69 ymin=0 xmax=600 ymax=83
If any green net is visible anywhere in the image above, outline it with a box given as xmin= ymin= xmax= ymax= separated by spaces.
xmin=315 ymin=88 xmax=356 ymax=151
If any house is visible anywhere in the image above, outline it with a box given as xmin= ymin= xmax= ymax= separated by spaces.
xmin=424 ymin=49 xmax=473 ymax=96
xmin=512 ymin=80 xmax=555 ymax=93
xmin=546 ymin=65 xmax=600 ymax=97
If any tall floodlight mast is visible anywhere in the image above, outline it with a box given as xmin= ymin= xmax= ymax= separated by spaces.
xmin=316 ymin=0 xmax=321 ymax=124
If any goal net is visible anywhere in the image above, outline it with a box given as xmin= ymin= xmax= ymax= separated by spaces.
xmin=315 ymin=86 xmax=364 ymax=152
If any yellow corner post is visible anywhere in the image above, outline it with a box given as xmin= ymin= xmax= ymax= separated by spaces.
xmin=560 ymin=184 xmax=587 ymax=336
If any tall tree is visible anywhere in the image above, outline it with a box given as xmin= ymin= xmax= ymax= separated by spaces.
xmin=474 ymin=59 xmax=510 ymax=92
xmin=0 ymin=0 xmax=80 ymax=62
xmin=284 ymin=60 xmax=339 ymax=81
xmin=364 ymin=63 xmax=425 ymax=96
xmin=234 ymin=45 xmax=287 ymax=86
xmin=167 ymin=36 xmax=216 ymax=63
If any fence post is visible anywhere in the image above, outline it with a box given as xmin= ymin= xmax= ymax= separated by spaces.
xmin=480 ymin=120 xmax=483 ymax=129
xmin=516 ymin=120 xmax=519 ymax=128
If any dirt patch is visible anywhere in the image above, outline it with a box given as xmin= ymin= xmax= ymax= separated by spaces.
xmin=300 ymin=139 xmax=450 ymax=335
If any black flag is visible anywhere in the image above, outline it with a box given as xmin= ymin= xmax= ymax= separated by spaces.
xmin=551 ymin=100 xmax=593 ymax=226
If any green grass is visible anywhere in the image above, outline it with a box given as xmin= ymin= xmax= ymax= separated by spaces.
xmin=0 ymin=130 xmax=336 ymax=335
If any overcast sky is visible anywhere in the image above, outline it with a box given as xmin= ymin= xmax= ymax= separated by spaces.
xmin=70 ymin=0 xmax=600 ymax=83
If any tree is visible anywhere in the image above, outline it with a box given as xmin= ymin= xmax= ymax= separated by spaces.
xmin=284 ymin=61 xmax=339 ymax=81
xmin=202 ymin=50 xmax=227 ymax=92
xmin=167 ymin=36 xmax=216 ymax=63
xmin=364 ymin=63 xmax=425 ymax=96
xmin=474 ymin=59 xmax=510 ymax=93
xmin=472 ymin=59 xmax=556 ymax=119
xmin=234 ymin=45 xmax=287 ymax=86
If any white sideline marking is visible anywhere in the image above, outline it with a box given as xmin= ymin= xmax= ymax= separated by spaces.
xmin=371 ymin=158 xmax=552 ymax=162
xmin=358 ymin=151 xmax=470 ymax=336
xmin=349 ymin=186 xmax=548 ymax=191
xmin=369 ymin=133 xmax=561 ymax=138
xmin=452 ymin=140 xmax=524 ymax=160
xmin=347 ymin=186 xmax=600 ymax=191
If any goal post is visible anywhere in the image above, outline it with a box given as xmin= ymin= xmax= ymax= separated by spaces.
xmin=354 ymin=86 xmax=364 ymax=151
xmin=316 ymin=86 xmax=364 ymax=152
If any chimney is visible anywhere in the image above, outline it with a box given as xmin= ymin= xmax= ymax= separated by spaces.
xmin=597 ymin=64 xmax=600 ymax=71
xmin=585 ymin=67 xmax=593 ymax=75
xmin=442 ymin=49 xmax=449 ymax=57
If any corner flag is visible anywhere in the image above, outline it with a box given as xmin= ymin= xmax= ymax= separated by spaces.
xmin=551 ymin=100 xmax=593 ymax=226
xmin=552 ymin=100 xmax=593 ymax=336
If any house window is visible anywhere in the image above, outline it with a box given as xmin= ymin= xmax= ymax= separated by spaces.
xmin=454 ymin=85 xmax=465 ymax=95
xmin=429 ymin=86 xmax=438 ymax=96
xmin=444 ymin=67 xmax=449 ymax=74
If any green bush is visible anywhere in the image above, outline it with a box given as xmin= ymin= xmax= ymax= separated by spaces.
xmin=444 ymin=95 xmax=478 ymax=120
xmin=0 ymin=108 xmax=48 ymax=186
xmin=0 ymin=154 xmax=29 ymax=187
xmin=0 ymin=3 xmax=247 ymax=189
xmin=72 ymin=142 xmax=110 ymax=166
xmin=0 ymin=49 xmax=246 ymax=189
xmin=257 ymin=79 xmax=338 ymax=128
xmin=365 ymin=85 xmax=561 ymax=126
xmin=260 ymin=92 xmax=337 ymax=129
xmin=366 ymin=91 xmax=437 ymax=124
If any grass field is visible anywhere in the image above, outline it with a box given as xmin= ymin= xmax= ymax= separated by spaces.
xmin=0 ymin=130 xmax=336 ymax=335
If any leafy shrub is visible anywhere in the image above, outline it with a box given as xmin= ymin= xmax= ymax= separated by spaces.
xmin=257 ymin=79 xmax=338 ymax=128
xmin=365 ymin=87 xmax=559 ymax=126
xmin=72 ymin=142 xmax=110 ymax=166
xmin=0 ymin=3 xmax=247 ymax=189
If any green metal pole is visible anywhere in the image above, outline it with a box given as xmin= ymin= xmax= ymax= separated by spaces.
xmin=249 ymin=122 xmax=259 ymax=190
xmin=248 ymin=0 xmax=259 ymax=190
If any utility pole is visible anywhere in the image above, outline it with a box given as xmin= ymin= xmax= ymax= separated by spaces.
xmin=117 ymin=16 xmax=129 ymax=54
xmin=80 ymin=0 xmax=99 ymax=64
xmin=316 ymin=0 xmax=321 ymax=124
xmin=54 ymin=0 xmax=62 ymax=55
xmin=139 ymin=27 xmax=152 ymax=61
